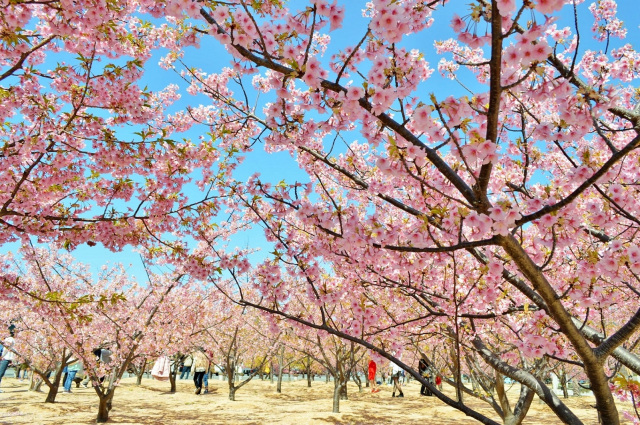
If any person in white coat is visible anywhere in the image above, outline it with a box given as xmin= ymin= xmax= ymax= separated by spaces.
xmin=390 ymin=361 xmax=404 ymax=398
xmin=0 ymin=328 xmax=16 ymax=392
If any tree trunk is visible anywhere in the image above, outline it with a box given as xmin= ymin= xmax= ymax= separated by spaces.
xmin=277 ymin=366 xmax=283 ymax=393
xmin=353 ymin=370 xmax=362 ymax=392
xmin=495 ymin=370 xmax=511 ymax=417
xmin=560 ymin=373 xmax=569 ymax=399
xmin=339 ymin=380 xmax=348 ymax=400
xmin=572 ymin=380 xmax=582 ymax=397
xmin=500 ymin=234 xmax=621 ymax=424
xmin=228 ymin=360 xmax=237 ymax=401
xmin=307 ymin=370 xmax=312 ymax=388
xmin=276 ymin=346 xmax=284 ymax=393
xmin=135 ymin=358 xmax=146 ymax=385
xmin=332 ymin=378 xmax=344 ymax=413
xmin=504 ymin=384 xmax=535 ymax=425
xmin=474 ymin=336 xmax=583 ymax=425
xmin=96 ymin=391 xmax=114 ymax=423
xmin=45 ymin=370 xmax=64 ymax=403
xmin=30 ymin=374 xmax=44 ymax=392
xmin=169 ymin=370 xmax=177 ymax=393
xmin=169 ymin=357 xmax=181 ymax=393
xmin=450 ymin=344 xmax=464 ymax=403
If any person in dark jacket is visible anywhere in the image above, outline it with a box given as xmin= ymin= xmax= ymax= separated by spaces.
xmin=418 ymin=358 xmax=433 ymax=396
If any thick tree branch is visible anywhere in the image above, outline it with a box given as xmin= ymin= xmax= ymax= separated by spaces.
xmin=472 ymin=337 xmax=584 ymax=425
xmin=476 ymin=0 xmax=503 ymax=204
xmin=199 ymin=7 xmax=479 ymax=207
xmin=593 ymin=307 xmax=640 ymax=362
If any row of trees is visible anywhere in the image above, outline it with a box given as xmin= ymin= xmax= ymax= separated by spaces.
xmin=0 ymin=248 xmax=409 ymax=420
xmin=2 ymin=0 xmax=640 ymax=424
xmin=0 ymin=244 xmax=622 ymax=424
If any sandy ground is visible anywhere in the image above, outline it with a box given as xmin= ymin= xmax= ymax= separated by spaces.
xmin=0 ymin=375 xmax=633 ymax=424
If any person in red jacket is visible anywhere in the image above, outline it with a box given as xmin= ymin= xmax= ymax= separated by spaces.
xmin=368 ymin=358 xmax=380 ymax=393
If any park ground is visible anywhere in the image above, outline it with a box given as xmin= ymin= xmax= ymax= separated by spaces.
xmin=0 ymin=375 xmax=632 ymax=424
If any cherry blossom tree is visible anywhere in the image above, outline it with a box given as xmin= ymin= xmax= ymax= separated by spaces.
xmin=293 ymin=326 xmax=367 ymax=413
xmin=196 ymin=285 xmax=276 ymax=401
xmin=0 ymin=245 xmax=187 ymax=423
xmin=0 ymin=0 xmax=249 ymax=283
xmin=272 ymin=334 xmax=310 ymax=394
xmin=0 ymin=307 xmax=76 ymax=402
xmin=135 ymin=283 xmax=204 ymax=392
xmin=161 ymin=1 xmax=640 ymax=424
xmin=76 ymin=273 xmax=187 ymax=423
xmin=0 ymin=245 xmax=127 ymax=403
xmin=5 ymin=1 xmax=640 ymax=424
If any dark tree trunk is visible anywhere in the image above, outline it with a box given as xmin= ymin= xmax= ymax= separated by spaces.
xmin=135 ymin=358 xmax=146 ymax=385
xmin=506 ymin=383 xmax=535 ymax=425
xmin=96 ymin=391 xmax=115 ymax=423
xmin=339 ymin=368 xmax=349 ymax=400
xmin=277 ymin=368 xmax=283 ymax=393
xmin=169 ymin=370 xmax=177 ymax=393
xmin=559 ymin=371 xmax=569 ymax=399
xmin=450 ymin=344 xmax=464 ymax=403
xmin=227 ymin=355 xmax=238 ymax=401
xmin=352 ymin=370 xmax=362 ymax=392
xmin=339 ymin=381 xmax=348 ymax=400
xmin=169 ymin=356 xmax=182 ymax=393
xmin=495 ymin=370 xmax=535 ymax=425
xmin=303 ymin=357 xmax=312 ymax=388
xmin=45 ymin=369 xmax=64 ymax=403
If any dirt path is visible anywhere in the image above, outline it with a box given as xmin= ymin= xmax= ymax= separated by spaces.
xmin=0 ymin=376 xmax=631 ymax=424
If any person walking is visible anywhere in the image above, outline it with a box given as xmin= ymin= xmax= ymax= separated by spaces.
xmin=0 ymin=328 xmax=16 ymax=392
xmin=418 ymin=358 xmax=432 ymax=396
xmin=180 ymin=354 xmax=192 ymax=380
xmin=202 ymin=351 xmax=214 ymax=394
xmin=368 ymin=358 xmax=380 ymax=393
xmin=202 ymin=366 xmax=209 ymax=394
xmin=435 ymin=374 xmax=442 ymax=390
xmin=63 ymin=358 xmax=83 ymax=393
xmin=82 ymin=346 xmax=113 ymax=387
xmin=390 ymin=361 xmax=404 ymax=398
xmin=192 ymin=349 xmax=208 ymax=395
